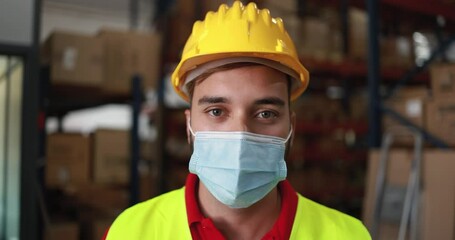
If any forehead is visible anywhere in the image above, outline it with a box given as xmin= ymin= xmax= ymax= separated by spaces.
xmin=192 ymin=65 xmax=289 ymax=102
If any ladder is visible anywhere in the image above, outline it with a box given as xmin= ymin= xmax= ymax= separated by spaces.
xmin=371 ymin=127 xmax=424 ymax=240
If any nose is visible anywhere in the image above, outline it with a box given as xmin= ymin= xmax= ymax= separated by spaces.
xmin=229 ymin=113 xmax=249 ymax=132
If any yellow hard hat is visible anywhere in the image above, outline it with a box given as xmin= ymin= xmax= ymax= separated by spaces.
xmin=171 ymin=1 xmax=309 ymax=102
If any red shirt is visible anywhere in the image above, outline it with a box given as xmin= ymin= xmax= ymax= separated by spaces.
xmin=185 ymin=173 xmax=298 ymax=240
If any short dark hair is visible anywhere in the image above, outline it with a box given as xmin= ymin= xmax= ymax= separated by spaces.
xmin=185 ymin=62 xmax=292 ymax=105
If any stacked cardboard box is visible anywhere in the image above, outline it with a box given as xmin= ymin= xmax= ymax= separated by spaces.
xmin=93 ymin=129 xmax=130 ymax=185
xmin=348 ymin=8 xmax=368 ymax=61
xmin=45 ymin=133 xmax=91 ymax=187
xmin=46 ymin=129 xmax=158 ymax=190
xmin=350 ymin=92 xmax=369 ymax=121
xmin=297 ymin=17 xmax=332 ymax=61
xmin=293 ymin=94 xmax=348 ymax=123
xmin=380 ymin=36 xmax=414 ymax=68
xmin=45 ymin=130 xmax=158 ymax=240
xmin=98 ymin=29 xmax=162 ymax=95
xmin=363 ymin=150 xmax=455 ymax=240
xmin=426 ymin=64 xmax=455 ymax=145
xmin=41 ymin=31 xmax=104 ymax=87
xmin=383 ymin=87 xmax=431 ymax=145
xmin=41 ymin=29 xmax=162 ymax=94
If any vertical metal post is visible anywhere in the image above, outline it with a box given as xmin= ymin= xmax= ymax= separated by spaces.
xmin=340 ymin=0 xmax=349 ymax=55
xmin=130 ymin=75 xmax=142 ymax=206
xmin=20 ymin=0 xmax=41 ymax=238
xmin=156 ymin=72 xmax=166 ymax=194
xmin=130 ymin=0 xmax=139 ymax=29
xmin=435 ymin=15 xmax=447 ymax=62
xmin=366 ymin=0 xmax=381 ymax=148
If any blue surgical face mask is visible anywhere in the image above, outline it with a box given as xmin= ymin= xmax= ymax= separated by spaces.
xmin=188 ymin=124 xmax=292 ymax=208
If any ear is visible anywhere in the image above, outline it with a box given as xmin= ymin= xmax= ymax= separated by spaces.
xmin=290 ymin=111 xmax=296 ymax=148
xmin=184 ymin=109 xmax=192 ymax=144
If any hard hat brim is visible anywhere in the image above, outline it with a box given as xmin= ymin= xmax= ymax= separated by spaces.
xmin=172 ymin=53 xmax=309 ymax=102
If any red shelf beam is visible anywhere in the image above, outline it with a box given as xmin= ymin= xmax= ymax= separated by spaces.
xmin=301 ymin=58 xmax=429 ymax=82
xmin=382 ymin=0 xmax=455 ymax=22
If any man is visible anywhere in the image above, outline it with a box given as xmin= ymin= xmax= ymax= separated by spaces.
xmin=105 ymin=1 xmax=371 ymax=239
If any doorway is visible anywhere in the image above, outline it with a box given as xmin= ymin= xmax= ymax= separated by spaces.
xmin=0 ymin=55 xmax=24 ymax=240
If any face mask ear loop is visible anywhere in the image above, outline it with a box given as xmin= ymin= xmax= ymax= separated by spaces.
xmin=284 ymin=126 xmax=293 ymax=144
xmin=188 ymin=120 xmax=196 ymax=137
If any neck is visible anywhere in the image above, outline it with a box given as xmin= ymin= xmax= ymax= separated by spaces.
xmin=198 ymin=182 xmax=281 ymax=240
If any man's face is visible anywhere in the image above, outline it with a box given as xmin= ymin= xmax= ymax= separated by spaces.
xmin=185 ymin=65 xmax=294 ymax=140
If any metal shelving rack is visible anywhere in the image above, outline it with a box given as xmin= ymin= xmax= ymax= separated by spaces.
xmin=364 ymin=1 xmax=455 ymax=239
xmin=366 ymin=0 xmax=455 ymax=149
xmin=39 ymin=72 xmax=144 ymax=206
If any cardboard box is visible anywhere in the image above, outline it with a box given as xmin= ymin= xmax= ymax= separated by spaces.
xmin=383 ymin=98 xmax=425 ymax=128
xmin=98 ymin=29 xmax=162 ymax=94
xmin=93 ymin=129 xmax=130 ymax=185
xmin=319 ymin=7 xmax=344 ymax=63
xmin=41 ymin=31 xmax=104 ymax=87
xmin=293 ymin=94 xmax=346 ymax=122
xmin=92 ymin=129 xmax=158 ymax=185
xmin=381 ymin=36 xmax=414 ymax=68
xmin=68 ymin=183 xmax=129 ymax=212
xmin=383 ymin=87 xmax=430 ymax=145
xmin=44 ymin=222 xmax=79 ymax=240
xmin=297 ymin=17 xmax=331 ymax=61
xmin=363 ymin=150 xmax=455 ymax=240
xmin=392 ymin=86 xmax=431 ymax=99
xmin=426 ymin=99 xmax=455 ymax=145
xmin=348 ymin=8 xmax=368 ymax=61
xmin=422 ymin=150 xmax=455 ymax=240
xmin=430 ymin=64 xmax=455 ymax=99
xmin=350 ymin=93 xmax=368 ymax=120
xmin=46 ymin=133 xmax=91 ymax=187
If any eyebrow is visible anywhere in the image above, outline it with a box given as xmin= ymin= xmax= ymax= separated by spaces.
xmin=254 ymin=97 xmax=286 ymax=107
xmin=197 ymin=96 xmax=286 ymax=107
xmin=198 ymin=96 xmax=230 ymax=105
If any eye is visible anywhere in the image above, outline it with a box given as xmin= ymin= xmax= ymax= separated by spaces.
xmin=208 ymin=108 xmax=223 ymax=117
xmin=257 ymin=111 xmax=277 ymax=119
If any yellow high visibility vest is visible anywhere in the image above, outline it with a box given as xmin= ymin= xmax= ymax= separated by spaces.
xmin=106 ymin=187 xmax=371 ymax=239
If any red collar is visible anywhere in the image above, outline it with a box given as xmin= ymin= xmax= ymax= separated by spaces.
xmin=185 ymin=173 xmax=298 ymax=240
